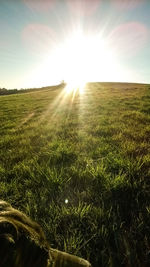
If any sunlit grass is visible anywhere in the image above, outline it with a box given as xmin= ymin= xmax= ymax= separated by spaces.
xmin=0 ymin=82 xmax=150 ymax=266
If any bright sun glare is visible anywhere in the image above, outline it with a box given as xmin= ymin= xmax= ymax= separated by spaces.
xmin=30 ymin=28 xmax=121 ymax=91
xmin=55 ymin=30 xmax=119 ymax=89
xmin=57 ymin=29 xmax=114 ymax=90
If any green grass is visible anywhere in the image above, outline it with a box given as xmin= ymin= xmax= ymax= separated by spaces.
xmin=0 ymin=82 xmax=150 ymax=266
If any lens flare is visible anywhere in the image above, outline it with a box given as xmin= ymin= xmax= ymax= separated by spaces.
xmin=22 ymin=23 xmax=57 ymax=55
xmin=108 ymin=22 xmax=148 ymax=58
xmin=111 ymin=0 xmax=145 ymax=10
xmin=66 ymin=0 xmax=101 ymax=16
xmin=65 ymin=199 xmax=68 ymax=204
xmin=24 ymin=0 xmax=56 ymax=12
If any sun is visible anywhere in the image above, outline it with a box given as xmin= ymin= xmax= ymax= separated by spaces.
xmin=61 ymin=30 xmax=98 ymax=88
xmin=55 ymin=29 xmax=120 ymax=89
xmin=31 ymin=28 xmax=121 ymax=90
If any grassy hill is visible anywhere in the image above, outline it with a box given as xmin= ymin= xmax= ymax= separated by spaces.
xmin=0 ymin=82 xmax=150 ymax=266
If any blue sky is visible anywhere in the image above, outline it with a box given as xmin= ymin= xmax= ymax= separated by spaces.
xmin=0 ymin=0 xmax=150 ymax=89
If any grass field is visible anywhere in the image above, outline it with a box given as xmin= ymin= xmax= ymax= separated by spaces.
xmin=0 ymin=82 xmax=150 ymax=266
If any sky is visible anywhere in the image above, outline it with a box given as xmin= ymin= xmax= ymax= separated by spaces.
xmin=0 ymin=0 xmax=150 ymax=89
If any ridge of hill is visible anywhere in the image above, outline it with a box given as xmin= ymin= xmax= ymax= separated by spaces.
xmin=0 ymin=81 xmax=149 ymax=95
